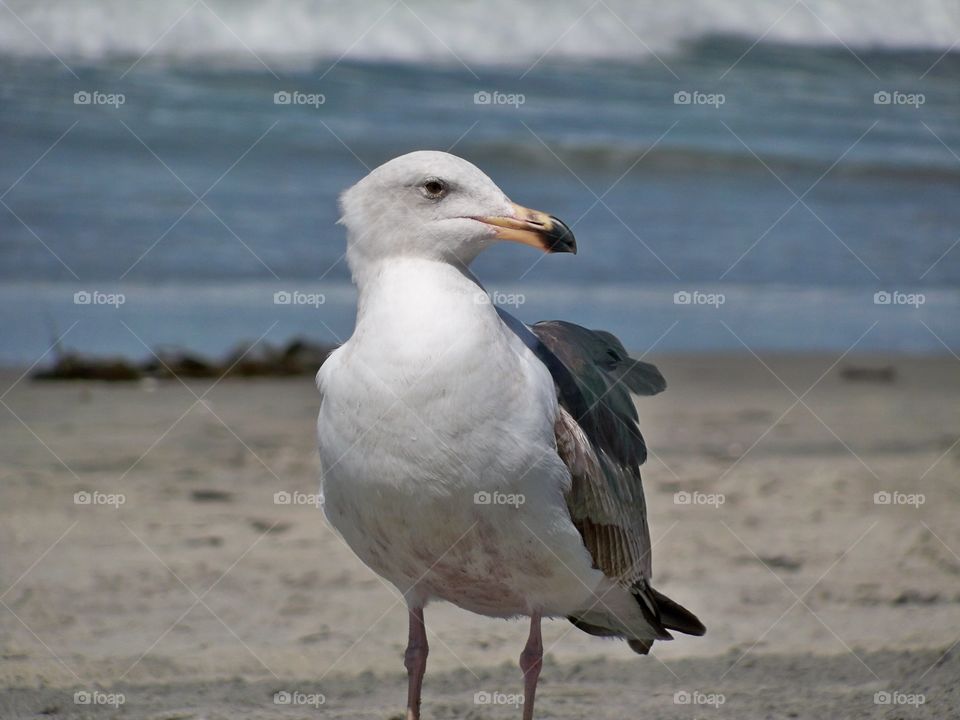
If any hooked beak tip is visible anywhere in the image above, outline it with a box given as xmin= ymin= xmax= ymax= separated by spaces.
xmin=473 ymin=203 xmax=576 ymax=254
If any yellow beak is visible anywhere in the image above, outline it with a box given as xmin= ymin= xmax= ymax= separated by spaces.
xmin=473 ymin=202 xmax=576 ymax=254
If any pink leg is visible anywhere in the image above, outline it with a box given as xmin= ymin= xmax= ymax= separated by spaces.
xmin=404 ymin=606 xmax=428 ymax=720
xmin=519 ymin=612 xmax=543 ymax=720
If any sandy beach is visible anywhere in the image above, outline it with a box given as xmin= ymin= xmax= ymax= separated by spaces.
xmin=2 ymin=353 xmax=958 ymax=718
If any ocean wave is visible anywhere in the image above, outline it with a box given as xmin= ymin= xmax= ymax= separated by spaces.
xmin=466 ymin=139 xmax=960 ymax=182
xmin=0 ymin=0 xmax=957 ymax=68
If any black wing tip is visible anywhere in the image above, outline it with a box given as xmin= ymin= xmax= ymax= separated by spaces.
xmin=567 ymin=615 xmax=620 ymax=638
xmin=567 ymin=617 xmax=669 ymax=656
xmin=649 ymin=586 xmax=706 ymax=636
xmin=627 ymin=638 xmax=654 ymax=655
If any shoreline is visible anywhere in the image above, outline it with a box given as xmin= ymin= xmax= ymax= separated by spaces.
xmin=4 ymin=347 xmax=958 ymax=376
xmin=3 ymin=281 xmax=959 ymax=367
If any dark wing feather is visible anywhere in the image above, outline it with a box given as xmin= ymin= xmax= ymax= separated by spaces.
xmin=531 ymin=320 xmax=661 ymax=584
xmin=497 ymin=310 xmax=705 ymax=640
xmin=496 ymin=309 xmax=664 ymax=585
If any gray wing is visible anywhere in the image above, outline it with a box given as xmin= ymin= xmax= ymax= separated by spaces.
xmin=532 ymin=320 xmax=664 ymax=584
xmin=496 ymin=310 xmax=664 ymax=584
xmin=498 ymin=309 xmax=705 ymax=643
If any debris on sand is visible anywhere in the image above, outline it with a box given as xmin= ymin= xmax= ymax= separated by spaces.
xmin=839 ymin=365 xmax=897 ymax=383
xmin=32 ymin=352 xmax=144 ymax=381
xmin=190 ymin=489 xmax=234 ymax=503
xmin=33 ymin=337 xmax=336 ymax=382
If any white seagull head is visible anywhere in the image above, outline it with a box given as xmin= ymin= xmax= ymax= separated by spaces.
xmin=339 ymin=150 xmax=575 ymax=276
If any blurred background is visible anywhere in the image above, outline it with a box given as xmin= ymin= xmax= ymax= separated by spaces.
xmin=2 ymin=2 xmax=960 ymax=719
xmin=1 ymin=0 xmax=958 ymax=362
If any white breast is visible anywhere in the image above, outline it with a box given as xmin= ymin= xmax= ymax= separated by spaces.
xmin=316 ymin=258 xmax=599 ymax=615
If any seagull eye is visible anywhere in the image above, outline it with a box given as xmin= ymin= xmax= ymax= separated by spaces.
xmin=421 ymin=179 xmax=447 ymax=199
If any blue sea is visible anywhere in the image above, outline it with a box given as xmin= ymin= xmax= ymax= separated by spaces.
xmin=1 ymin=0 xmax=958 ymax=365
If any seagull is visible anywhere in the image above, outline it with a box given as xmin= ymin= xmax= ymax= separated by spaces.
xmin=316 ymin=150 xmax=704 ymax=720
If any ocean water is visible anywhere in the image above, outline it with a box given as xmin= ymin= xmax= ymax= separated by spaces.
xmin=1 ymin=0 xmax=958 ymax=364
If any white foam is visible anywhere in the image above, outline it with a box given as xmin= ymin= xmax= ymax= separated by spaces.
xmin=0 ymin=0 xmax=956 ymax=68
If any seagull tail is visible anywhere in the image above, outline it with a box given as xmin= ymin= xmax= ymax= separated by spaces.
xmin=567 ymin=581 xmax=705 ymax=656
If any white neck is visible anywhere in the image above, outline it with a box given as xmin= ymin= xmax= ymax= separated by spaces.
xmin=353 ymin=256 xmax=487 ymax=327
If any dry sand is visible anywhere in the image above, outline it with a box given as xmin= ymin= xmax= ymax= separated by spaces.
xmin=1 ymin=353 xmax=958 ymax=718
